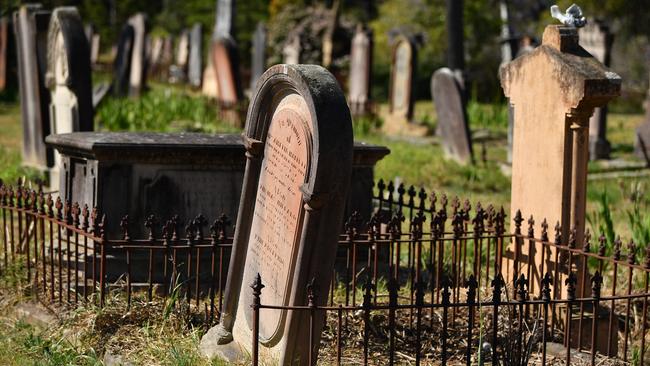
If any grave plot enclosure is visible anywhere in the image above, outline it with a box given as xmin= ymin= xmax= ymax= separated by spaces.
xmin=201 ymin=64 xmax=353 ymax=365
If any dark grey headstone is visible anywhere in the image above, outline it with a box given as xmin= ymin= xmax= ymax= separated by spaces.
xmin=188 ymin=23 xmax=202 ymax=88
xmin=431 ymin=67 xmax=473 ymax=164
xmin=14 ymin=5 xmax=53 ymax=171
xmin=112 ymin=23 xmax=134 ymax=97
xmin=250 ymin=22 xmax=265 ymax=91
xmin=580 ymin=21 xmax=613 ymax=160
xmin=348 ymin=24 xmax=372 ymax=116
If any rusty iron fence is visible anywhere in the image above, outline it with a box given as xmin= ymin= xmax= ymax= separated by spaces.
xmin=1 ymin=180 xmax=650 ymax=365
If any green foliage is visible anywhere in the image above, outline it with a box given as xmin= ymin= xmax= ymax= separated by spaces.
xmin=587 ymin=189 xmax=616 ymax=253
xmin=352 ymin=114 xmax=384 ymax=137
xmin=95 ymin=89 xmax=238 ymax=133
xmin=626 ymin=182 xmax=650 ymax=253
xmin=466 ymin=100 xmax=508 ymax=132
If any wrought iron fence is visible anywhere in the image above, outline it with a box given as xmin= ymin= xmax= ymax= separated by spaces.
xmin=1 ymin=179 xmax=649 ymax=365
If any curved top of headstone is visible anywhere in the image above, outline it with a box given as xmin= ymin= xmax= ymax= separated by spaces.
xmin=245 ymin=64 xmax=353 ymax=208
xmin=45 ymin=7 xmax=91 ymax=92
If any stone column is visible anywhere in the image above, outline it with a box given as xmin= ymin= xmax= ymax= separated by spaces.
xmin=500 ymin=25 xmax=620 ymax=286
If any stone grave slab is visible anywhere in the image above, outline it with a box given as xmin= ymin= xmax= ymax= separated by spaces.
xmin=348 ymin=24 xmax=372 ymax=116
xmin=14 ymin=4 xmax=53 ymax=173
xmin=200 ymin=64 xmax=353 ymax=365
xmin=431 ymin=67 xmax=473 ymax=164
xmin=389 ymin=35 xmax=415 ymax=121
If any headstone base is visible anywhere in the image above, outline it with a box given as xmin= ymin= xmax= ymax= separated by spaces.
xmin=589 ymin=136 xmax=611 ymax=160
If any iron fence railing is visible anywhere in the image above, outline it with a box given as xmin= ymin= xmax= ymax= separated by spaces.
xmin=1 ymin=180 xmax=649 ymax=365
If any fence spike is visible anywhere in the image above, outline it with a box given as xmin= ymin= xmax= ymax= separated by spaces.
xmin=37 ymin=190 xmax=45 ymax=214
xmin=598 ymin=234 xmax=607 ymax=257
xmin=82 ymin=205 xmax=90 ymax=231
xmin=627 ymin=239 xmax=636 ymax=265
xmin=491 ymin=273 xmax=505 ymax=304
xmin=452 ymin=212 xmax=464 ymax=239
xmin=307 ymin=278 xmax=318 ymax=308
xmin=613 ymin=236 xmax=622 ymax=260
xmin=541 ymin=272 xmax=553 ymax=302
xmin=193 ymin=214 xmax=208 ymax=240
xmin=72 ymin=202 xmax=80 ymax=228
xmin=565 ymin=272 xmax=577 ymax=301
xmin=515 ymin=273 xmax=528 ymax=302
xmin=387 ymin=274 xmax=399 ymax=307
xmin=583 ymin=229 xmax=591 ymax=252
xmin=514 ymin=210 xmax=523 ymax=235
xmin=120 ymin=215 xmax=130 ymax=240
xmin=591 ymin=272 xmax=603 ymax=299
xmin=568 ymin=226 xmax=577 ymax=249
xmin=46 ymin=194 xmax=53 ymax=218
xmin=441 ymin=274 xmax=452 ymax=305
xmin=145 ymin=214 xmax=157 ymax=240
xmin=64 ymin=200 xmax=72 ymax=225
xmin=466 ymin=274 xmax=478 ymax=304
xmin=251 ymin=273 xmax=265 ymax=301
xmin=430 ymin=191 xmax=437 ymax=212
xmin=417 ymin=187 xmax=426 ymax=212
xmin=553 ymin=221 xmax=562 ymax=245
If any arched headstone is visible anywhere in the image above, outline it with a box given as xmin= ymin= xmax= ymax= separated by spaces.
xmin=200 ymin=64 xmax=353 ymax=365
xmin=389 ymin=35 xmax=416 ymax=121
xmin=348 ymin=24 xmax=372 ymax=116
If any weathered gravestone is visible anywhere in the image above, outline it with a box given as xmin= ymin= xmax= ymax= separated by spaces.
xmin=500 ymin=25 xmax=620 ymax=289
xmin=127 ymin=13 xmax=147 ymax=97
xmin=389 ymin=35 xmax=416 ymax=121
xmin=250 ymin=22 xmax=266 ymax=91
xmin=348 ymin=24 xmax=372 ymax=116
xmin=45 ymin=7 xmax=94 ymax=190
xmin=169 ymin=30 xmax=189 ymax=83
xmin=188 ymin=23 xmax=202 ymax=88
xmin=112 ymin=23 xmax=134 ymax=97
xmin=200 ymin=64 xmax=353 ymax=365
xmin=14 ymin=4 xmax=53 ymax=173
xmin=282 ymin=34 xmax=300 ymax=65
xmin=431 ymin=67 xmax=473 ymax=164
xmin=147 ymin=36 xmax=163 ymax=78
xmin=579 ymin=20 xmax=613 ymax=160
xmin=212 ymin=36 xmax=242 ymax=125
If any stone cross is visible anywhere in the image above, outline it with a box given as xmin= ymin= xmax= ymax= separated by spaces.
xmin=112 ymin=23 xmax=134 ymax=96
xmin=348 ymin=24 xmax=372 ymax=116
xmin=188 ymin=23 xmax=203 ymax=88
xmin=14 ymin=4 xmax=53 ymax=173
xmin=200 ymin=64 xmax=353 ymax=365
xmin=45 ymin=7 xmax=94 ymax=190
xmin=431 ymin=67 xmax=473 ymax=164
xmin=250 ymin=22 xmax=266 ymax=91
xmin=127 ymin=13 xmax=147 ymax=97
xmin=579 ymin=20 xmax=613 ymax=160
xmin=389 ymin=35 xmax=416 ymax=121
xmin=500 ymin=25 xmax=620 ymax=285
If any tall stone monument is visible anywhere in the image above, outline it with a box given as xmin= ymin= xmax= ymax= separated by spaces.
xmin=579 ymin=20 xmax=613 ymax=160
xmin=188 ymin=23 xmax=203 ymax=88
xmin=250 ymin=22 xmax=266 ymax=91
xmin=14 ymin=4 xmax=53 ymax=173
xmin=200 ymin=64 xmax=353 ymax=365
xmin=112 ymin=23 xmax=134 ymax=97
xmin=127 ymin=13 xmax=147 ymax=97
xmin=431 ymin=67 xmax=473 ymax=164
xmin=45 ymin=7 xmax=94 ymax=189
xmin=348 ymin=24 xmax=372 ymax=116
xmin=500 ymin=24 xmax=620 ymax=284
xmin=389 ymin=35 xmax=416 ymax=121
